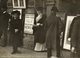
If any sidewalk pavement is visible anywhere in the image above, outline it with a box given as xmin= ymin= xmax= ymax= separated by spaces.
xmin=0 ymin=34 xmax=71 ymax=58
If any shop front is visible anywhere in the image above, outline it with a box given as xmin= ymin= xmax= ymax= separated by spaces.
xmin=6 ymin=0 xmax=65 ymax=49
xmin=4 ymin=0 xmax=80 ymax=50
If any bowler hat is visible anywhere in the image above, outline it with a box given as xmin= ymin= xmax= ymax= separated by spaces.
xmin=51 ymin=6 xmax=58 ymax=12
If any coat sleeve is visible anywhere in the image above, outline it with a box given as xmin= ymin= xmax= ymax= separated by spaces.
xmin=70 ymin=19 xmax=79 ymax=48
xmin=57 ymin=17 xmax=64 ymax=34
xmin=18 ymin=20 xmax=23 ymax=32
xmin=68 ymin=18 xmax=76 ymax=38
xmin=9 ymin=20 xmax=14 ymax=32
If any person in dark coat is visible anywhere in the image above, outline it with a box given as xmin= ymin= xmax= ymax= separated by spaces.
xmin=69 ymin=11 xmax=80 ymax=58
xmin=10 ymin=11 xmax=23 ymax=54
xmin=33 ymin=7 xmax=46 ymax=51
xmin=0 ymin=7 xmax=10 ymax=47
xmin=45 ymin=7 xmax=62 ymax=58
xmin=0 ymin=8 xmax=3 ymax=39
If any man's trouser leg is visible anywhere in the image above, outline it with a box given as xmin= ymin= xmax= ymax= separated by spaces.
xmin=2 ymin=29 xmax=7 ymax=46
xmin=56 ymin=37 xmax=61 ymax=57
xmin=47 ymin=48 xmax=52 ymax=58
xmin=0 ymin=29 xmax=3 ymax=39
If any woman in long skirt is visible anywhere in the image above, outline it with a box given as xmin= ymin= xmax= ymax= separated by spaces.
xmin=33 ymin=7 xmax=46 ymax=51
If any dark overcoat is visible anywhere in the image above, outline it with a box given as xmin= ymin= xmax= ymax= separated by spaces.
xmin=33 ymin=14 xmax=46 ymax=44
xmin=45 ymin=13 xmax=62 ymax=50
xmin=69 ymin=16 xmax=80 ymax=51
xmin=0 ymin=12 xmax=10 ymax=35
xmin=9 ymin=19 xmax=23 ymax=47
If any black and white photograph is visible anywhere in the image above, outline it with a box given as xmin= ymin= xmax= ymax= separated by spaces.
xmin=0 ymin=0 xmax=80 ymax=58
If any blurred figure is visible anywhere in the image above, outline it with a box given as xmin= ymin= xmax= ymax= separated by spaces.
xmin=45 ymin=6 xmax=62 ymax=58
xmin=10 ymin=11 xmax=23 ymax=54
xmin=0 ymin=7 xmax=10 ymax=47
xmin=33 ymin=7 xmax=46 ymax=51
xmin=69 ymin=11 xmax=80 ymax=58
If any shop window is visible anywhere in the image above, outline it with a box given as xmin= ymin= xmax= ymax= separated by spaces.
xmin=12 ymin=0 xmax=26 ymax=8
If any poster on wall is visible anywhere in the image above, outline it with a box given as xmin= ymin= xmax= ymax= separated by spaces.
xmin=24 ymin=14 xmax=34 ymax=34
xmin=63 ymin=16 xmax=76 ymax=50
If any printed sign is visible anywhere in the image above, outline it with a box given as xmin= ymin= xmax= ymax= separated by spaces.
xmin=24 ymin=14 xmax=34 ymax=34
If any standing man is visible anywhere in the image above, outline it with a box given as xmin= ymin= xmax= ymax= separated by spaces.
xmin=45 ymin=6 xmax=62 ymax=58
xmin=69 ymin=11 xmax=80 ymax=58
xmin=10 ymin=11 xmax=23 ymax=54
xmin=0 ymin=6 xmax=10 ymax=47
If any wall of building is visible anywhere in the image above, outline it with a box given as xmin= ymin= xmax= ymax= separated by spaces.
xmin=59 ymin=0 xmax=80 ymax=14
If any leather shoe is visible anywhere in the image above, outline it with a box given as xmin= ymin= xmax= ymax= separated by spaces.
xmin=11 ymin=51 xmax=16 ymax=54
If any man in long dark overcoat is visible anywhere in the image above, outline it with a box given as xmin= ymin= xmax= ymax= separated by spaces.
xmin=45 ymin=7 xmax=63 ymax=58
xmin=0 ymin=7 xmax=10 ymax=46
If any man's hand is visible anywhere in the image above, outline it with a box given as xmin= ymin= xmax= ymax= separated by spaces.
xmin=68 ymin=38 xmax=71 ymax=42
xmin=15 ymin=29 xmax=18 ymax=33
xmin=37 ymin=23 xmax=40 ymax=26
xmin=60 ymin=32 xmax=63 ymax=39
xmin=71 ymin=47 xmax=75 ymax=53
xmin=37 ymin=23 xmax=43 ymax=26
xmin=40 ymin=24 xmax=43 ymax=26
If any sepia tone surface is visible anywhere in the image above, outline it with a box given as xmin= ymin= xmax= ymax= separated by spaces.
xmin=0 ymin=35 xmax=70 ymax=58
xmin=0 ymin=0 xmax=80 ymax=58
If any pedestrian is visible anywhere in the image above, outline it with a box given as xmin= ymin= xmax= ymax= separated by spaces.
xmin=33 ymin=7 xmax=47 ymax=51
xmin=10 ymin=11 xmax=23 ymax=54
xmin=0 ymin=6 xmax=10 ymax=47
xmin=69 ymin=10 xmax=80 ymax=58
xmin=45 ymin=6 xmax=62 ymax=58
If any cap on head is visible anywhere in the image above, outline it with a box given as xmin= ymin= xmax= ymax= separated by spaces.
xmin=11 ymin=10 xmax=20 ymax=15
